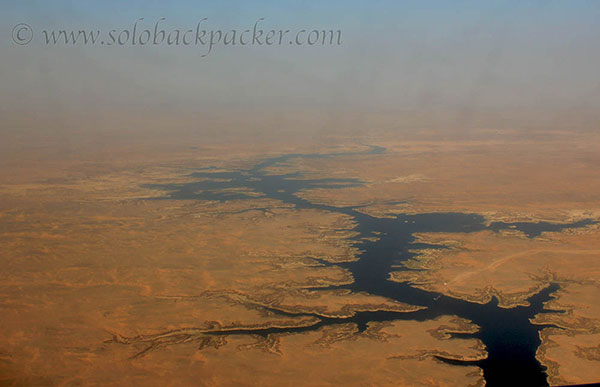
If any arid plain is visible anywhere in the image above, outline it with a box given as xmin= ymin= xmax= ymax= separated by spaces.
xmin=1 ymin=113 xmax=600 ymax=386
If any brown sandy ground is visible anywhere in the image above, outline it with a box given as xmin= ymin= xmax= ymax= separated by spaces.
xmin=100 ymin=316 xmax=485 ymax=386
xmin=0 ymin=143 xmax=430 ymax=386
xmin=534 ymin=283 xmax=600 ymax=386
xmin=281 ymin=130 xmax=600 ymax=223
xmin=2 ymin=122 xmax=600 ymax=385
xmin=389 ymin=225 xmax=600 ymax=385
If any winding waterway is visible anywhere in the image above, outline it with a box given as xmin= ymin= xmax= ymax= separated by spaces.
xmin=146 ymin=146 xmax=594 ymax=386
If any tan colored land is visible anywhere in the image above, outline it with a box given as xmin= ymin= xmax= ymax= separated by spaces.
xmin=0 ymin=138 xmax=441 ymax=386
xmin=388 ymin=225 xmax=600 ymax=385
xmin=2 ymin=114 xmax=600 ymax=385
xmin=100 ymin=316 xmax=485 ymax=386
xmin=390 ymin=225 xmax=600 ymax=307
xmin=534 ymin=282 xmax=600 ymax=386
xmin=0 ymin=186 xmax=416 ymax=385
xmin=286 ymin=130 xmax=600 ymax=223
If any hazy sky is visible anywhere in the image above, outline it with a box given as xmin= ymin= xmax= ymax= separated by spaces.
xmin=1 ymin=0 xmax=600 ymax=119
